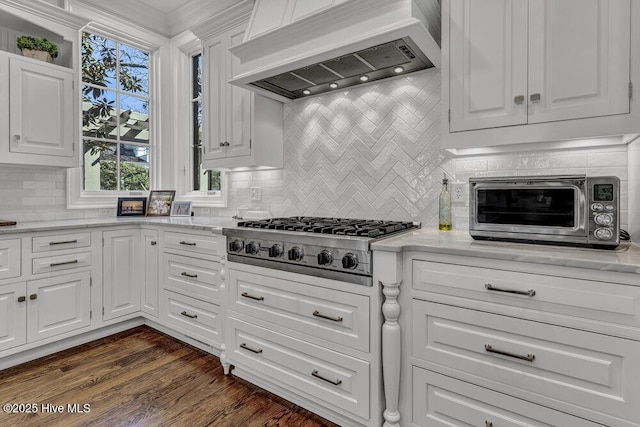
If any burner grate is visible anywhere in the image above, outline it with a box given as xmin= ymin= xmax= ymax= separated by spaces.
xmin=237 ymin=217 xmax=417 ymax=237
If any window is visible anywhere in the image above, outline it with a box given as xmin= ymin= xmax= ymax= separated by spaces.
xmin=81 ymin=32 xmax=151 ymax=191
xmin=191 ymin=53 xmax=221 ymax=194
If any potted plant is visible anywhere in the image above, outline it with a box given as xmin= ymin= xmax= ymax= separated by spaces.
xmin=16 ymin=36 xmax=58 ymax=63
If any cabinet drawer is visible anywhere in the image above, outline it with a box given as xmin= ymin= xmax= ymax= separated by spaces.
xmin=32 ymin=232 xmax=91 ymax=253
xmin=413 ymin=301 xmax=640 ymax=424
xmin=163 ymin=231 xmax=220 ymax=258
xmin=413 ymin=260 xmax=640 ymax=332
xmin=32 ymin=252 xmax=91 ymax=275
xmin=163 ymin=253 xmax=220 ymax=304
xmin=161 ymin=290 xmax=221 ymax=347
xmin=412 ymin=367 xmax=601 ymax=426
xmin=228 ymin=318 xmax=369 ymax=420
xmin=0 ymin=239 xmax=20 ymax=280
xmin=229 ymin=269 xmax=369 ymax=352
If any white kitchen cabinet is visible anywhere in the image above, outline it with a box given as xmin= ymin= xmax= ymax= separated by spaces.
xmin=0 ymin=282 xmax=27 ymax=352
xmin=194 ymin=7 xmax=283 ymax=170
xmin=0 ymin=238 xmax=21 ymax=281
xmin=103 ymin=229 xmax=141 ymax=320
xmin=444 ymin=0 xmax=635 ymax=149
xmin=141 ymin=229 xmax=159 ymax=317
xmin=26 ymin=272 xmax=91 ymax=342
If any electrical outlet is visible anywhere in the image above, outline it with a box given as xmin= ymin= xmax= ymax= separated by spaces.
xmin=451 ymin=182 xmax=466 ymax=204
xmin=250 ymin=187 xmax=262 ymax=201
xmin=98 ymin=208 xmax=113 ymax=217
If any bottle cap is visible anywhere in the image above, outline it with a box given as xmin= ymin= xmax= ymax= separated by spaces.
xmin=442 ymin=173 xmax=448 ymax=185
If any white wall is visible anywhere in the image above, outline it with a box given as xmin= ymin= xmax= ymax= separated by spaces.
xmin=0 ymin=68 xmax=632 ymax=233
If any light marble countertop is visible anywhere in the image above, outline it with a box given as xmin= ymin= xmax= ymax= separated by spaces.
xmin=371 ymin=228 xmax=640 ymax=274
xmin=0 ymin=216 xmax=238 ymax=235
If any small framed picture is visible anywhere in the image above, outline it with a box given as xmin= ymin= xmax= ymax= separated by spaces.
xmin=171 ymin=201 xmax=193 ymax=217
xmin=117 ymin=197 xmax=147 ymax=217
xmin=146 ymin=190 xmax=176 ymax=216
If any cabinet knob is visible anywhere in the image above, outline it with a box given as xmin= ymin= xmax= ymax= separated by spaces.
xmin=224 ymin=141 xmax=230 ymax=146
xmin=29 ymin=294 xmax=37 ymax=300
xmin=514 ymin=95 xmax=525 ymax=104
xmin=219 ymin=142 xmax=225 ymax=147
xmin=14 ymin=135 xmax=20 ymax=141
xmin=150 ymin=241 xmax=157 ymax=246
xmin=530 ymin=93 xmax=541 ymax=103
xmin=17 ymin=296 xmax=26 ymax=303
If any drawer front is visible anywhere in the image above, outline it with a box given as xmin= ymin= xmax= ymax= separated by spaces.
xmin=413 ymin=300 xmax=640 ymax=424
xmin=0 ymin=239 xmax=21 ymax=280
xmin=413 ymin=368 xmax=601 ymax=427
xmin=229 ymin=269 xmax=369 ymax=352
xmin=163 ymin=253 xmax=220 ymax=304
xmin=413 ymin=260 xmax=640 ymax=330
xmin=32 ymin=233 xmax=91 ymax=253
xmin=228 ymin=318 xmax=370 ymax=419
xmin=161 ymin=290 xmax=221 ymax=347
xmin=32 ymin=252 xmax=91 ymax=275
xmin=163 ymin=231 xmax=220 ymax=258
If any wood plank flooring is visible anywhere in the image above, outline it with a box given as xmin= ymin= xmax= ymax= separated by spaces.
xmin=0 ymin=326 xmax=339 ymax=427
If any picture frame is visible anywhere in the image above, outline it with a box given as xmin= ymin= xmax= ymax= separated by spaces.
xmin=116 ymin=197 xmax=147 ymax=217
xmin=146 ymin=190 xmax=176 ymax=216
xmin=171 ymin=201 xmax=193 ymax=217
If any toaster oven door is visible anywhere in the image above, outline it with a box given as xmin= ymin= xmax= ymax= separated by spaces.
xmin=470 ymin=178 xmax=587 ymax=241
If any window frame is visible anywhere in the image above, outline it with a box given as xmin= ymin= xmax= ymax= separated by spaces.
xmin=67 ymin=12 xmax=165 ymax=209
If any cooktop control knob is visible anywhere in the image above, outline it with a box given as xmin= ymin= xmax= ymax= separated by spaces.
xmin=317 ymin=250 xmax=333 ymax=266
xmin=288 ymin=246 xmax=304 ymax=261
xmin=594 ymin=227 xmax=614 ymax=240
xmin=341 ymin=253 xmax=358 ymax=269
xmin=594 ymin=213 xmax=613 ymax=226
xmin=245 ymin=241 xmax=260 ymax=255
xmin=268 ymin=244 xmax=283 ymax=258
xmin=229 ymin=239 xmax=244 ymax=253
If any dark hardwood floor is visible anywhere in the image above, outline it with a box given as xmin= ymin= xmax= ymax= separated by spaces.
xmin=0 ymin=326 xmax=339 ymax=427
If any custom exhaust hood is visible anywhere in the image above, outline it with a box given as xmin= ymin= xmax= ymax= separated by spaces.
xmin=229 ymin=0 xmax=441 ymax=102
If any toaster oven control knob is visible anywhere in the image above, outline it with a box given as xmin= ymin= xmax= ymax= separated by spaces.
xmin=594 ymin=213 xmax=614 ymax=226
xmin=288 ymin=246 xmax=304 ymax=261
xmin=268 ymin=244 xmax=283 ymax=258
xmin=591 ymin=203 xmax=604 ymax=212
xmin=245 ymin=241 xmax=260 ymax=255
xmin=317 ymin=250 xmax=333 ymax=265
xmin=341 ymin=253 xmax=358 ymax=269
xmin=594 ymin=227 xmax=614 ymax=240
xmin=229 ymin=240 xmax=244 ymax=253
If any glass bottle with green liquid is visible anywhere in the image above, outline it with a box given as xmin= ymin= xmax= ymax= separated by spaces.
xmin=439 ymin=174 xmax=452 ymax=231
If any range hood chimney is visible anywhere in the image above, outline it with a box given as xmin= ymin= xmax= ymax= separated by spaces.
xmin=229 ymin=0 xmax=441 ymax=102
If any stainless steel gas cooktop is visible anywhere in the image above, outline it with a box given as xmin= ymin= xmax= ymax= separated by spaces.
xmin=223 ymin=217 xmax=420 ymax=286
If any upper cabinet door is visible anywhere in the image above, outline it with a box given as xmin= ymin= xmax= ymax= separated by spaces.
xmin=226 ymin=25 xmax=252 ymax=159
xmin=527 ymin=0 xmax=631 ymax=124
xmin=9 ymin=57 xmax=74 ymax=158
xmin=202 ymin=36 xmax=227 ymax=162
xmin=449 ymin=0 xmax=529 ymax=132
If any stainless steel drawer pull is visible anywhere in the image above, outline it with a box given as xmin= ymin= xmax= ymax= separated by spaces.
xmin=312 ymin=310 xmax=343 ymax=323
xmin=180 ymin=311 xmax=197 ymax=319
xmin=181 ymin=272 xmax=198 ymax=279
xmin=240 ymin=343 xmax=263 ymax=354
xmin=485 ymin=283 xmax=535 ymax=297
xmin=241 ymin=292 xmax=264 ymax=301
xmin=50 ymin=259 xmax=79 ymax=267
xmin=49 ymin=239 xmax=78 ymax=246
xmin=311 ymin=369 xmax=342 ymax=386
xmin=179 ymin=241 xmax=197 ymax=246
xmin=485 ymin=344 xmax=535 ymax=362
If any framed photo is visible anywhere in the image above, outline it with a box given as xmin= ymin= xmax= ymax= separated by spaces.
xmin=117 ymin=197 xmax=147 ymax=217
xmin=146 ymin=190 xmax=176 ymax=216
xmin=171 ymin=201 xmax=193 ymax=217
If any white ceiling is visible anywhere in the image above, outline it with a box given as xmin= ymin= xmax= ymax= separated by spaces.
xmin=133 ymin=0 xmax=192 ymax=15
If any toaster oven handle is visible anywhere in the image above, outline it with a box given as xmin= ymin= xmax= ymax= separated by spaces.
xmin=485 ymin=283 xmax=536 ymax=297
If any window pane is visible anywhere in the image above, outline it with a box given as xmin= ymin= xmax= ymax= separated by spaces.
xmin=120 ymin=144 xmax=149 ymax=191
xmin=81 ymin=33 xmax=116 ymax=89
xmin=83 ymin=140 xmax=117 ymax=191
xmin=82 ymin=86 xmax=117 ymax=140
xmin=119 ymin=95 xmax=149 ymax=142
xmin=192 ymin=54 xmax=202 ymax=98
xmin=119 ymin=43 xmax=149 ymax=96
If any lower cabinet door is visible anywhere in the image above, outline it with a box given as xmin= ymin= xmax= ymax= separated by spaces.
xmin=412 ymin=368 xmax=602 ymax=426
xmin=0 ymin=282 xmax=27 ymax=352
xmin=141 ymin=229 xmax=159 ymax=317
xmin=26 ymin=272 xmax=91 ymax=342
xmin=103 ymin=229 xmax=141 ymax=320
